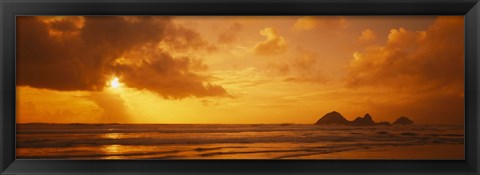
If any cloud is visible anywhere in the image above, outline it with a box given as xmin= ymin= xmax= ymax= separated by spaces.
xmin=110 ymin=46 xmax=229 ymax=99
xmin=292 ymin=49 xmax=318 ymax=72
xmin=293 ymin=16 xmax=348 ymax=32
xmin=160 ymin=23 xmax=217 ymax=52
xmin=266 ymin=62 xmax=290 ymax=75
xmin=346 ymin=16 xmax=464 ymax=92
xmin=37 ymin=16 xmax=85 ymax=38
xmin=266 ymin=48 xmax=326 ymax=83
xmin=17 ymin=16 xmax=169 ymax=91
xmin=345 ymin=16 xmax=464 ymax=124
xmin=253 ymin=27 xmax=288 ymax=55
xmin=213 ymin=67 xmax=274 ymax=89
xmin=17 ymin=16 xmax=227 ymax=99
xmin=217 ymin=22 xmax=243 ymax=44
xmin=200 ymin=99 xmax=220 ymax=107
xmin=288 ymin=49 xmax=326 ymax=83
xmin=357 ymin=29 xmax=377 ymax=43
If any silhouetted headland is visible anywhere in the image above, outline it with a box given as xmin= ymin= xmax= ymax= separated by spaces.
xmin=315 ymin=111 xmax=414 ymax=126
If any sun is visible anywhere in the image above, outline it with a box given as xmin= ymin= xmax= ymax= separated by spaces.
xmin=109 ymin=77 xmax=122 ymax=89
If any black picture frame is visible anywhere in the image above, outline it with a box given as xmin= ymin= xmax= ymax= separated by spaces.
xmin=1 ymin=0 xmax=479 ymax=174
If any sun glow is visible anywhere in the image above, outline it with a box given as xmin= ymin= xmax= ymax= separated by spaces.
xmin=109 ymin=77 xmax=122 ymax=89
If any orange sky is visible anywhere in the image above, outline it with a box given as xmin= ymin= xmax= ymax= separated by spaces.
xmin=16 ymin=16 xmax=464 ymax=124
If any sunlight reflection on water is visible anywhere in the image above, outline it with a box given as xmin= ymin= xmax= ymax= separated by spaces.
xmin=101 ymin=144 xmax=124 ymax=159
xmin=102 ymin=133 xmax=122 ymax=139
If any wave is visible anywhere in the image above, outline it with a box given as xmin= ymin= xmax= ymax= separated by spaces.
xmin=17 ymin=123 xmax=461 ymax=134
xmin=16 ymin=124 xmax=464 ymax=159
xmin=17 ymin=125 xmax=463 ymax=148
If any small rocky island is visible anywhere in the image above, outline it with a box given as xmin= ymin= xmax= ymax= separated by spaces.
xmin=392 ymin=116 xmax=414 ymax=125
xmin=315 ymin=111 xmax=414 ymax=126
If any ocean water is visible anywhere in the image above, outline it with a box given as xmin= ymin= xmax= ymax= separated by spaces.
xmin=16 ymin=124 xmax=464 ymax=159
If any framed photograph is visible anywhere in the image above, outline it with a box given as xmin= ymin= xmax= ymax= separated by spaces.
xmin=1 ymin=0 xmax=479 ymax=174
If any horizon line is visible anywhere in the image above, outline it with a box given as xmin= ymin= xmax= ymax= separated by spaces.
xmin=15 ymin=122 xmax=461 ymax=126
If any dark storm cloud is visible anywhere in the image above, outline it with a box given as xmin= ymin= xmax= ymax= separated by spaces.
xmin=110 ymin=46 xmax=228 ymax=99
xmin=17 ymin=16 xmax=228 ymax=98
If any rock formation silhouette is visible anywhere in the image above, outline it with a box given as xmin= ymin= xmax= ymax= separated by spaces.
xmin=351 ymin=113 xmax=376 ymax=126
xmin=315 ymin=111 xmax=350 ymax=125
xmin=315 ymin=111 xmax=414 ymax=126
xmin=393 ymin=116 xmax=414 ymax=125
